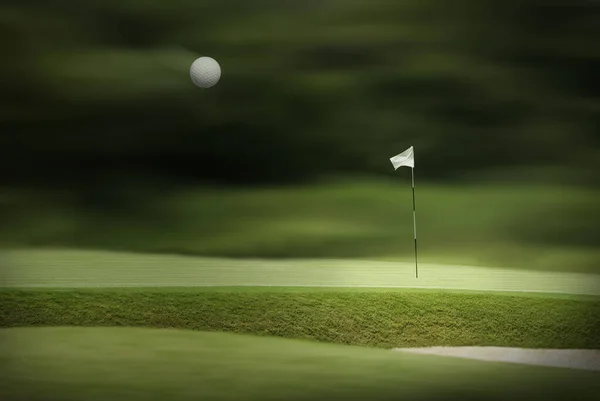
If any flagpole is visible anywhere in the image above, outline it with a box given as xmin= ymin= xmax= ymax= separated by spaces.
xmin=389 ymin=145 xmax=418 ymax=278
xmin=411 ymin=167 xmax=418 ymax=278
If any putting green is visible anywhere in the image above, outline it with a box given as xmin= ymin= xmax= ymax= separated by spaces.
xmin=2 ymin=249 xmax=599 ymax=295
xmin=1 ymin=327 xmax=599 ymax=401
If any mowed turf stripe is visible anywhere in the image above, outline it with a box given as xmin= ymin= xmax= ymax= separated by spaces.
xmin=2 ymin=249 xmax=599 ymax=295
xmin=0 ymin=249 xmax=597 ymax=294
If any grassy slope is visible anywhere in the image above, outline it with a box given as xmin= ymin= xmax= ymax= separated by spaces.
xmin=1 ymin=327 xmax=599 ymax=401
xmin=2 ymin=288 xmax=599 ymax=349
xmin=2 ymin=181 xmax=599 ymax=272
xmin=2 ymin=249 xmax=599 ymax=349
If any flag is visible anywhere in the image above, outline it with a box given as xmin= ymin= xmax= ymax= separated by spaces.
xmin=389 ymin=146 xmax=414 ymax=170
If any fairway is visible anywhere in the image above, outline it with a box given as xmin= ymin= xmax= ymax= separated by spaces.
xmin=2 ymin=248 xmax=599 ymax=400
xmin=2 ymin=249 xmax=600 ymax=295
xmin=4 ymin=1 xmax=600 ymax=399
xmin=1 ymin=327 xmax=599 ymax=401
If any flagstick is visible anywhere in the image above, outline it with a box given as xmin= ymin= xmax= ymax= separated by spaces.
xmin=389 ymin=145 xmax=418 ymax=278
xmin=411 ymin=167 xmax=418 ymax=278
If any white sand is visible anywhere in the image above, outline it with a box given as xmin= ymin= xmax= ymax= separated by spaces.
xmin=392 ymin=347 xmax=600 ymax=371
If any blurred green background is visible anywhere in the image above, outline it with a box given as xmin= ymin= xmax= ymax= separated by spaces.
xmin=1 ymin=0 xmax=599 ymax=271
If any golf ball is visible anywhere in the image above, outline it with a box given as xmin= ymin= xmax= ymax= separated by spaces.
xmin=190 ymin=56 xmax=221 ymax=88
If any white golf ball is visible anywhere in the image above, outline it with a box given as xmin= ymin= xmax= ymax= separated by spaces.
xmin=190 ymin=57 xmax=221 ymax=88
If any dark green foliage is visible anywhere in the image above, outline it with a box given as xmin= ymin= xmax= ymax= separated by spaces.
xmin=1 ymin=0 xmax=599 ymax=186
xmin=1 ymin=183 xmax=598 ymax=269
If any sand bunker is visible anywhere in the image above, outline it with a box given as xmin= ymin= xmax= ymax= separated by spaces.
xmin=392 ymin=347 xmax=600 ymax=371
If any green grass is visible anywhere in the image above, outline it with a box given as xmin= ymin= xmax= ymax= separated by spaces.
xmin=2 ymin=182 xmax=598 ymax=401
xmin=1 ymin=327 xmax=599 ymax=401
xmin=1 ymin=180 xmax=599 ymax=272
xmin=2 ymin=287 xmax=599 ymax=349
xmin=2 ymin=247 xmax=598 ymax=400
xmin=3 ymin=249 xmax=600 ymax=295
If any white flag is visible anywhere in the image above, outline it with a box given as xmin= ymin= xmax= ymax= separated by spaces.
xmin=389 ymin=146 xmax=414 ymax=170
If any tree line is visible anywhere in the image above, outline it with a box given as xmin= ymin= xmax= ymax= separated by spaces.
xmin=1 ymin=0 xmax=598 ymax=187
